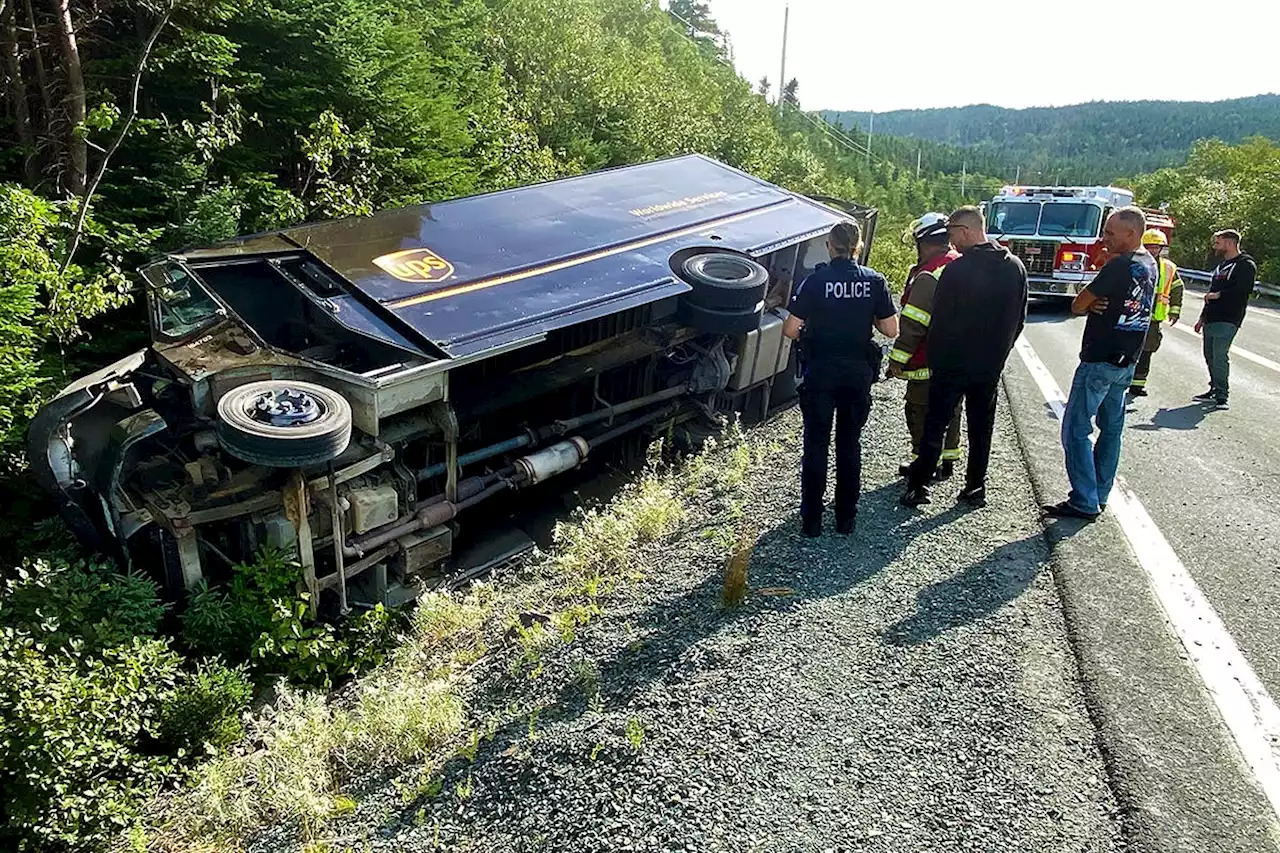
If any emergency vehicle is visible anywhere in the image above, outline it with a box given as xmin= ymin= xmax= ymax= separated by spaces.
xmin=984 ymin=185 xmax=1175 ymax=299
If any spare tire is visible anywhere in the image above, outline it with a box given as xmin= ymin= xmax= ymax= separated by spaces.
xmin=678 ymin=301 xmax=764 ymax=336
xmin=216 ymin=380 xmax=352 ymax=468
xmin=679 ymin=252 xmax=769 ymax=311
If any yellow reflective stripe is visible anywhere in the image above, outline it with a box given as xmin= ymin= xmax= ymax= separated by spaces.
xmin=888 ymin=347 xmax=912 ymax=364
xmin=901 ymin=304 xmax=932 ymax=326
xmin=902 ymin=367 xmax=931 ymax=380
xmin=940 ymin=448 xmax=962 ymax=461
xmin=1130 ymin=378 xmax=1147 ymax=387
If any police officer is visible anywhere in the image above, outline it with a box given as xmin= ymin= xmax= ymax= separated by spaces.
xmin=783 ymin=221 xmax=899 ymax=537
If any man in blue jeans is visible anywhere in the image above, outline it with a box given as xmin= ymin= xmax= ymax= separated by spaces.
xmin=1192 ymin=229 xmax=1256 ymax=411
xmin=1043 ymin=207 xmax=1157 ymax=521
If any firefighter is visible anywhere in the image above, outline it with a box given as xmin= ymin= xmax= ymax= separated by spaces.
xmin=1128 ymin=229 xmax=1184 ymax=397
xmin=887 ymin=213 xmax=963 ymax=481
xmin=783 ymin=221 xmax=899 ymax=537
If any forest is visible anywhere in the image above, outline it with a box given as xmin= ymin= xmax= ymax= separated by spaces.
xmin=824 ymin=94 xmax=1280 ymax=184
xmin=0 ymin=1 xmax=994 ymax=849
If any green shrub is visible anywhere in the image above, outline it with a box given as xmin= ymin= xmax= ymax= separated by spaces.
xmin=154 ymin=661 xmax=254 ymax=756
xmin=181 ymin=547 xmax=298 ymax=659
xmin=341 ymin=603 xmax=407 ymax=673
xmin=0 ymin=631 xmax=182 ymax=851
xmin=0 ymin=558 xmax=166 ymax=652
xmin=184 ymin=550 xmax=406 ymax=688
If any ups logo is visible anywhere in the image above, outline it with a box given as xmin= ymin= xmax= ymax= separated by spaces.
xmin=372 ymin=248 xmax=455 ymax=284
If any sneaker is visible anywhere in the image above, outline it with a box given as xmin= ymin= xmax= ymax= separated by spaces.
xmin=900 ymin=487 xmax=931 ymax=508
xmin=933 ymin=460 xmax=955 ymax=482
xmin=1213 ymin=399 xmax=1230 ymax=411
xmin=957 ymin=485 xmax=987 ymax=507
xmin=1041 ymin=501 xmax=1099 ymax=522
xmin=836 ymin=516 xmax=856 ymax=536
xmin=1128 ymin=387 xmax=1148 ymax=397
xmin=1192 ymin=390 xmax=1216 ymax=403
xmin=801 ymin=517 xmax=822 ymax=538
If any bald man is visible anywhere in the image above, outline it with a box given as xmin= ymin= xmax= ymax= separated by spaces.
xmin=901 ymin=206 xmax=1028 ymax=509
xmin=1043 ymin=207 xmax=1156 ymax=521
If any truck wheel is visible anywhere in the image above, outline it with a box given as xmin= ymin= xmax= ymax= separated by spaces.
xmin=679 ymin=252 xmax=770 ymax=311
xmin=216 ymin=380 xmax=352 ymax=468
xmin=678 ymin=301 xmax=763 ymax=336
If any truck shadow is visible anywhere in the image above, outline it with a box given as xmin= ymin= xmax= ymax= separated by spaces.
xmin=1129 ymin=403 xmax=1207 ymax=432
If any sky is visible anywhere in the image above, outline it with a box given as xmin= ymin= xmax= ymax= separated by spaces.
xmin=702 ymin=0 xmax=1280 ymax=113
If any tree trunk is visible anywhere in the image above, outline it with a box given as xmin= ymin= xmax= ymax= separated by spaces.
xmin=46 ymin=0 xmax=84 ymax=195
xmin=1 ymin=0 xmax=39 ymax=185
xmin=24 ymin=0 xmax=56 ymax=147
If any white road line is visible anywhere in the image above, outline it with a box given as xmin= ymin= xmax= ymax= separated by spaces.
xmin=1014 ymin=335 xmax=1280 ymax=819
xmin=1166 ymin=320 xmax=1280 ymax=374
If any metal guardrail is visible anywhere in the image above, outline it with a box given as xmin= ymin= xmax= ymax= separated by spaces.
xmin=1177 ymin=267 xmax=1280 ymax=299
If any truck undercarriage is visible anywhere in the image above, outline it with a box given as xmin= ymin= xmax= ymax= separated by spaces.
xmin=28 ymin=155 xmax=876 ymax=613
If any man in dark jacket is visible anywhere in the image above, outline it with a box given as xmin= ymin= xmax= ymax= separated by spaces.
xmin=901 ymin=206 xmax=1028 ymax=508
xmin=1192 ymin=229 xmax=1255 ymax=411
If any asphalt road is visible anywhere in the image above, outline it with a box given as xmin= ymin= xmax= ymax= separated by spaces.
xmin=1021 ymin=295 xmax=1280 ymax=697
xmin=1005 ymin=293 xmax=1280 ymax=850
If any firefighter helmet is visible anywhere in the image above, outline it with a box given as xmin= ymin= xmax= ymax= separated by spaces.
xmin=904 ymin=212 xmax=950 ymax=244
xmin=1142 ymin=229 xmax=1168 ymax=247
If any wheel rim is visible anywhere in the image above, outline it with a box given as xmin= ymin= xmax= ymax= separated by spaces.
xmin=696 ymin=256 xmax=759 ymax=283
xmin=246 ymin=387 xmax=326 ymax=428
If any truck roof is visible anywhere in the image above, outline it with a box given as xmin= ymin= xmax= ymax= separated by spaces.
xmin=184 ymin=155 xmax=852 ymax=359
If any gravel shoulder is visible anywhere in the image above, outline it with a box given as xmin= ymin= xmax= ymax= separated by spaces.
xmin=309 ymin=379 xmax=1124 ymax=853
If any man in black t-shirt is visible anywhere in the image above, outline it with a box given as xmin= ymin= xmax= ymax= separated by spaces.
xmin=1044 ymin=207 xmax=1156 ymax=521
xmin=1192 ymin=229 xmax=1256 ymax=411
xmin=784 ymin=221 xmax=899 ymax=537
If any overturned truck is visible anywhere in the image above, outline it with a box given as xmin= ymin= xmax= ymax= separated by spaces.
xmin=29 ymin=155 xmax=876 ymax=609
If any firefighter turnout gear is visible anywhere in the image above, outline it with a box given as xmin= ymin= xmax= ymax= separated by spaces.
xmin=890 ymin=247 xmax=964 ymax=469
xmin=1130 ymin=249 xmax=1184 ymax=394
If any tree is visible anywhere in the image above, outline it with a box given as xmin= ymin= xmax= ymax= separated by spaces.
xmin=756 ymin=76 xmax=770 ymax=99
xmin=668 ymin=0 xmax=723 ymax=60
xmin=782 ymin=77 xmax=800 ymax=109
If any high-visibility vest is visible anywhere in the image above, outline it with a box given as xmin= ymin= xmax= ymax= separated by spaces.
xmin=1153 ymin=257 xmax=1180 ymax=323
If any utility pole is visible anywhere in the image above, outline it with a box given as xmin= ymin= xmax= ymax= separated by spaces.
xmin=916 ymin=149 xmax=921 ymax=180
xmin=866 ymin=112 xmax=873 ymax=166
xmin=777 ymin=3 xmax=789 ymax=107
xmin=1014 ymin=165 xmax=1020 ymax=185
xmin=961 ymin=161 xmax=967 ymax=197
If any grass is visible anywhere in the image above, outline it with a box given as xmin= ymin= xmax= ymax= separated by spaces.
xmin=133 ymin=422 xmax=770 ymax=852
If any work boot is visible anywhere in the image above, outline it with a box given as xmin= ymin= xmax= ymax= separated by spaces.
xmin=897 ymin=462 xmax=912 ymax=478
xmin=801 ymin=516 xmax=822 ymax=538
xmin=932 ymin=460 xmax=955 ymax=482
xmin=957 ymin=484 xmax=987 ymax=508
xmin=836 ymin=515 xmax=856 ymax=536
xmin=899 ymin=486 xmax=931 ymax=508
xmin=1128 ymin=386 xmax=1147 ymax=397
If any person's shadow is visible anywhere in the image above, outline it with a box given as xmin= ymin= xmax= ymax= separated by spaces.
xmin=1130 ymin=403 xmax=1207 ymax=432
xmin=881 ymin=533 xmax=1046 ymax=646
xmin=380 ymin=481 xmax=985 ymax=831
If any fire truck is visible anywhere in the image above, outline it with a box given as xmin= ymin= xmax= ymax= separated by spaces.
xmin=984 ymin=185 xmax=1175 ymax=299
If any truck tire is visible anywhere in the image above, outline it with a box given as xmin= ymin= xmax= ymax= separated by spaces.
xmin=679 ymin=252 xmax=770 ymax=311
xmin=216 ymin=380 xmax=352 ymax=468
xmin=678 ymin=301 xmax=763 ymax=336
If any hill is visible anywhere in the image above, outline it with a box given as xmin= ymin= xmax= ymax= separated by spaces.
xmin=823 ymin=95 xmax=1280 ymax=183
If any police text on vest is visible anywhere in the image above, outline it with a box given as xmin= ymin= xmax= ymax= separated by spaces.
xmin=825 ymin=281 xmax=871 ymax=298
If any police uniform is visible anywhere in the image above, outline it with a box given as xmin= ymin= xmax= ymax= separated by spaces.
xmin=789 ymin=257 xmax=896 ymax=534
